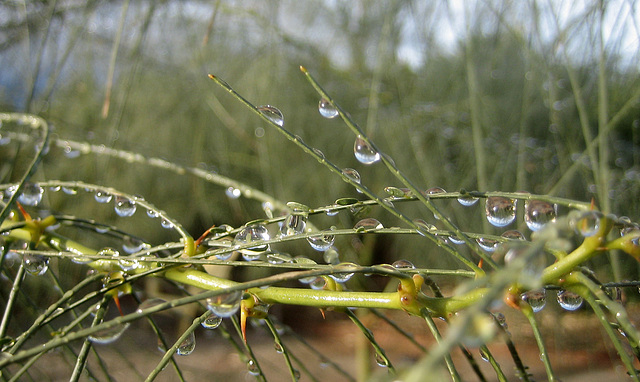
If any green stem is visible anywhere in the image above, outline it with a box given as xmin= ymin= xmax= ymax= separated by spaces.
xmin=520 ymin=304 xmax=557 ymax=381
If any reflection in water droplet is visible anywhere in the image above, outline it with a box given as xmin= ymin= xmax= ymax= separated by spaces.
xmin=88 ymin=323 xmax=130 ymax=344
xmin=375 ymin=352 xmax=388 ymax=367
xmin=202 ymin=314 xmax=223 ymax=329
xmin=318 ymin=99 xmax=339 ymax=119
xmin=114 ymin=197 xmax=136 ymax=217
xmin=521 ymin=290 xmax=546 ymax=312
xmin=323 ymin=247 xmax=340 ymax=264
xmin=477 ymin=237 xmax=498 ymax=252
xmin=329 ymin=262 xmax=358 ymax=282
xmin=412 ymin=219 xmax=435 ymax=236
xmin=354 ymin=135 xmax=381 ymax=165
xmin=161 ymin=219 xmax=174 ymax=229
xmin=307 ymin=231 xmax=335 ymax=251
xmin=571 ymin=211 xmax=602 ymax=237
xmin=23 ymin=254 xmax=49 ymax=276
xmin=485 ymin=197 xmax=516 ymax=227
xmin=257 ymin=105 xmax=284 ymax=127
xmin=524 ymin=200 xmax=557 ymax=231
xmin=18 ymin=183 xmax=43 ymax=206
xmin=62 ymin=187 xmax=78 ymax=195
xmin=225 ymin=186 xmax=241 ymax=199
xmin=247 ymin=359 xmax=260 ymax=376
xmin=309 ymin=277 xmax=327 ymax=290
xmin=426 ymin=187 xmax=446 ymax=195
xmin=392 ymin=259 xmax=415 ymax=269
xmin=266 ymin=252 xmax=293 ymax=264
xmin=354 ymin=218 xmax=383 ymax=231
xmin=501 ymin=230 xmax=525 ymax=240
xmin=176 ymin=332 xmax=196 ymax=355
xmin=94 ymin=191 xmax=112 ymax=203
xmin=207 ymin=290 xmax=242 ymax=317
xmin=274 ymin=342 xmax=284 ymax=354
xmin=234 ymin=224 xmax=270 ymax=261
xmin=137 ymin=298 xmax=167 ymax=313
xmin=457 ymin=196 xmax=479 ymax=206
xmin=556 ymin=290 xmax=583 ymax=311
xmin=280 ymin=214 xmax=306 ymax=236
xmin=341 ymin=168 xmax=361 ymax=188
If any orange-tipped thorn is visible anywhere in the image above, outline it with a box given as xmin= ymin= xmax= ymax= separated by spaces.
xmin=16 ymin=202 xmax=32 ymax=221
xmin=113 ymin=295 xmax=124 ymax=316
xmin=320 ymin=309 xmax=326 ymax=319
xmin=241 ymin=307 xmax=248 ymax=343
xmin=478 ymin=259 xmax=484 ymax=269
xmin=195 ymin=224 xmax=217 ymax=248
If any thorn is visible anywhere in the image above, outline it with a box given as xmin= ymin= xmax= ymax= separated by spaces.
xmin=195 ymin=224 xmax=216 ymax=247
xmin=113 ymin=295 xmax=124 ymax=316
xmin=590 ymin=198 xmax=597 ymax=210
xmin=299 ymin=65 xmax=307 ymax=73
xmin=320 ymin=309 xmax=326 ymax=319
xmin=208 ymin=74 xmax=215 ymax=80
xmin=241 ymin=308 xmax=248 ymax=343
xmin=16 ymin=202 xmax=32 ymax=221
xmin=478 ymin=259 xmax=483 ymax=269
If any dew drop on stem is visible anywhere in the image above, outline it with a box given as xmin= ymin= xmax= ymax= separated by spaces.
xmin=354 ymin=135 xmax=380 ymax=165
xmin=280 ymin=214 xmax=306 ymax=237
xmin=570 ymin=211 xmax=602 ymax=237
xmin=114 ymin=196 xmax=136 ymax=217
xmin=392 ymin=259 xmax=415 ymax=269
xmin=202 ymin=314 xmax=223 ymax=329
xmin=88 ymin=323 xmax=130 ymax=344
xmin=233 ymin=224 xmax=270 ymax=261
xmin=524 ymin=200 xmax=557 ymax=231
xmin=206 ymin=290 xmax=242 ymax=317
xmin=23 ymin=254 xmax=49 ymax=276
xmin=176 ymin=332 xmax=196 ymax=355
xmin=341 ymin=168 xmax=361 ymax=186
xmin=318 ymin=98 xmax=339 ymax=118
xmin=257 ymin=105 xmax=284 ymax=127
xmin=307 ymin=231 xmax=335 ymax=251
xmin=225 ymin=186 xmax=241 ymax=199
xmin=247 ymin=359 xmax=260 ymax=376
xmin=485 ymin=196 xmax=516 ymax=227
xmin=18 ymin=182 xmax=43 ymax=206
xmin=501 ymin=230 xmax=525 ymax=241
xmin=477 ymin=237 xmax=498 ymax=252
xmin=556 ymin=290 xmax=583 ymax=311
xmin=329 ymin=262 xmax=358 ymax=282
xmin=94 ymin=191 xmax=112 ymax=203
xmin=354 ymin=218 xmax=383 ymax=231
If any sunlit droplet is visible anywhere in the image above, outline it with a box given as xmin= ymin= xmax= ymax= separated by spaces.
xmin=202 ymin=314 xmax=223 ymax=329
xmin=206 ymin=290 xmax=242 ymax=318
xmin=375 ymin=352 xmax=388 ymax=368
xmin=501 ymin=230 xmax=525 ymax=241
xmin=329 ymin=262 xmax=358 ymax=282
xmin=94 ymin=191 xmax=112 ymax=203
xmin=88 ymin=323 xmax=130 ymax=344
xmin=521 ymin=290 xmax=546 ymax=312
xmin=280 ymin=214 xmax=306 ymax=236
xmin=392 ymin=259 xmax=415 ymax=269
xmin=570 ymin=211 xmax=602 ymax=237
xmin=524 ymin=200 xmax=557 ymax=231
xmin=136 ymin=298 xmax=167 ymax=313
xmin=556 ymin=290 xmax=583 ymax=311
xmin=477 ymin=237 xmax=498 ymax=252
xmin=307 ymin=231 xmax=335 ymax=251
xmin=176 ymin=332 xmax=196 ymax=355
xmin=354 ymin=218 xmax=383 ymax=231
xmin=257 ymin=105 xmax=284 ymax=127
xmin=114 ymin=196 xmax=136 ymax=217
xmin=354 ymin=135 xmax=380 ymax=165
xmin=341 ymin=168 xmax=362 ymax=188
xmin=161 ymin=219 xmax=174 ymax=229
xmin=318 ymin=99 xmax=339 ymax=118
xmin=225 ymin=186 xmax=241 ymax=199
xmin=18 ymin=182 xmax=43 ymax=206
xmin=234 ymin=224 xmax=270 ymax=261
xmin=23 ymin=254 xmax=49 ymax=276
xmin=247 ymin=359 xmax=260 ymax=376
xmin=457 ymin=196 xmax=479 ymax=206
xmin=485 ymin=196 xmax=516 ymax=227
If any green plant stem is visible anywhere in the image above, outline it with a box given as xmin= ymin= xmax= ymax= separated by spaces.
xmin=0 ymin=263 xmax=26 ymax=338
xmin=421 ymin=313 xmax=461 ymax=382
xmin=519 ymin=303 xmax=556 ymax=381
xmin=264 ymin=317 xmax=300 ymax=382
xmin=70 ymin=295 xmax=109 ymax=382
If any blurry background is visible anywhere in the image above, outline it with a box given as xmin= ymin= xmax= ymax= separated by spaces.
xmin=0 ymin=1 xmax=639 ymax=379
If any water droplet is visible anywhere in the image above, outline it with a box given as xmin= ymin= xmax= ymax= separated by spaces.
xmin=312 ymin=147 xmax=325 ymax=159
xmin=94 ymin=191 xmax=112 ymax=203
xmin=266 ymin=252 xmax=293 ymax=264
xmin=246 ymin=359 xmax=261 ymax=376
xmin=88 ymin=323 xmax=130 ymax=344
xmin=426 ymin=187 xmax=446 ymax=195
xmin=114 ymin=197 xmax=136 ymax=217
xmin=202 ymin=314 xmax=223 ymax=329
xmin=225 ymin=186 xmax=241 ymax=199
xmin=485 ymin=197 xmax=516 ymax=227
xmin=207 ymin=290 xmax=242 ymax=317
xmin=257 ymin=105 xmax=284 ymax=127
xmin=18 ymin=183 xmax=43 ymax=206
xmin=136 ymin=298 xmax=167 ymax=313
xmin=262 ymin=201 xmax=274 ymax=218
xmin=161 ymin=219 xmax=174 ymax=229
xmin=206 ymin=247 xmax=233 ymax=261
xmin=375 ymin=352 xmax=388 ymax=367
xmin=23 ymin=254 xmax=49 ymax=276
xmin=98 ymin=247 xmax=120 ymax=258
xmin=63 ymin=143 xmax=81 ymax=158
xmin=354 ymin=218 xmax=383 ymax=231
xmin=274 ymin=342 xmax=284 ymax=354
xmin=353 ymin=135 xmax=380 ymax=165
xmin=384 ymin=186 xmax=410 ymax=198
xmin=457 ymin=195 xmax=479 ymax=206
xmin=176 ymin=332 xmax=196 ymax=355
xmin=448 ymin=235 xmax=466 ymax=245
xmin=61 ymin=186 xmax=78 ymax=195
xmin=309 ymin=277 xmax=327 ymax=290
xmin=318 ymin=98 xmax=339 ymax=118
xmin=341 ymin=168 xmax=362 ymax=189
xmin=524 ymin=200 xmax=557 ymax=231
xmin=477 ymin=237 xmax=499 ymax=252
xmin=307 ymin=231 xmax=335 ymax=251
xmin=412 ymin=219 xmax=435 ymax=236
xmin=234 ymin=224 xmax=270 ymax=261
xmin=501 ymin=230 xmax=525 ymax=240
xmin=326 ymin=207 xmax=340 ymax=216
xmin=570 ymin=211 xmax=602 ymax=237
xmin=122 ymin=237 xmax=146 ymax=254
xmin=323 ymin=247 xmax=340 ymax=264
xmin=280 ymin=214 xmax=306 ymax=236
xmin=392 ymin=259 xmax=415 ymax=269
xmin=329 ymin=262 xmax=358 ymax=282
xmin=557 ymin=290 xmax=583 ymax=311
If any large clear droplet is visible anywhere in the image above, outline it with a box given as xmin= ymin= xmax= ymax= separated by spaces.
xmin=309 ymin=277 xmax=327 ymax=290
xmin=570 ymin=211 xmax=602 ymax=237
xmin=353 ymin=135 xmax=380 ymax=165
xmin=94 ymin=191 xmax=112 ymax=203
xmin=18 ymin=182 xmax=43 ymax=206
xmin=392 ymin=259 xmax=415 ymax=269
xmin=375 ymin=352 xmax=388 ymax=368
xmin=114 ymin=196 xmax=136 ymax=217
xmin=88 ymin=323 xmax=130 ymax=344
xmin=521 ymin=290 xmax=546 ymax=313
xmin=206 ymin=290 xmax=242 ymax=317
xmin=280 ymin=214 xmax=307 ymax=236
xmin=524 ymin=200 xmax=557 ymax=231
xmin=477 ymin=237 xmax=498 ymax=252
xmin=354 ymin=218 xmax=383 ymax=231
xmin=318 ymin=99 xmax=339 ymax=119
xmin=457 ymin=196 xmax=479 ymax=207
xmin=234 ymin=224 xmax=270 ymax=261
xmin=556 ymin=290 xmax=583 ymax=311
xmin=23 ymin=254 xmax=49 ymax=276
xmin=202 ymin=314 xmax=223 ymax=329
xmin=307 ymin=231 xmax=335 ymax=251
xmin=257 ymin=105 xmax=284 ymax=127
xmin=341 ymin=168 xmax=361 ymax=186
xmin=247 ymin=359 xmax=260 ymax=376
xmin=329 ymin=262 xmax=358 ymax=282
xmin=176 ymin=332 xmax=196 ymax=355
xmin=501 ymin=230 xmax=525 ymax=241
xmin=485 ymin=197 xmax=516 ymax=227
xmin=136 ymin=298 xmax=167 ymax=313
